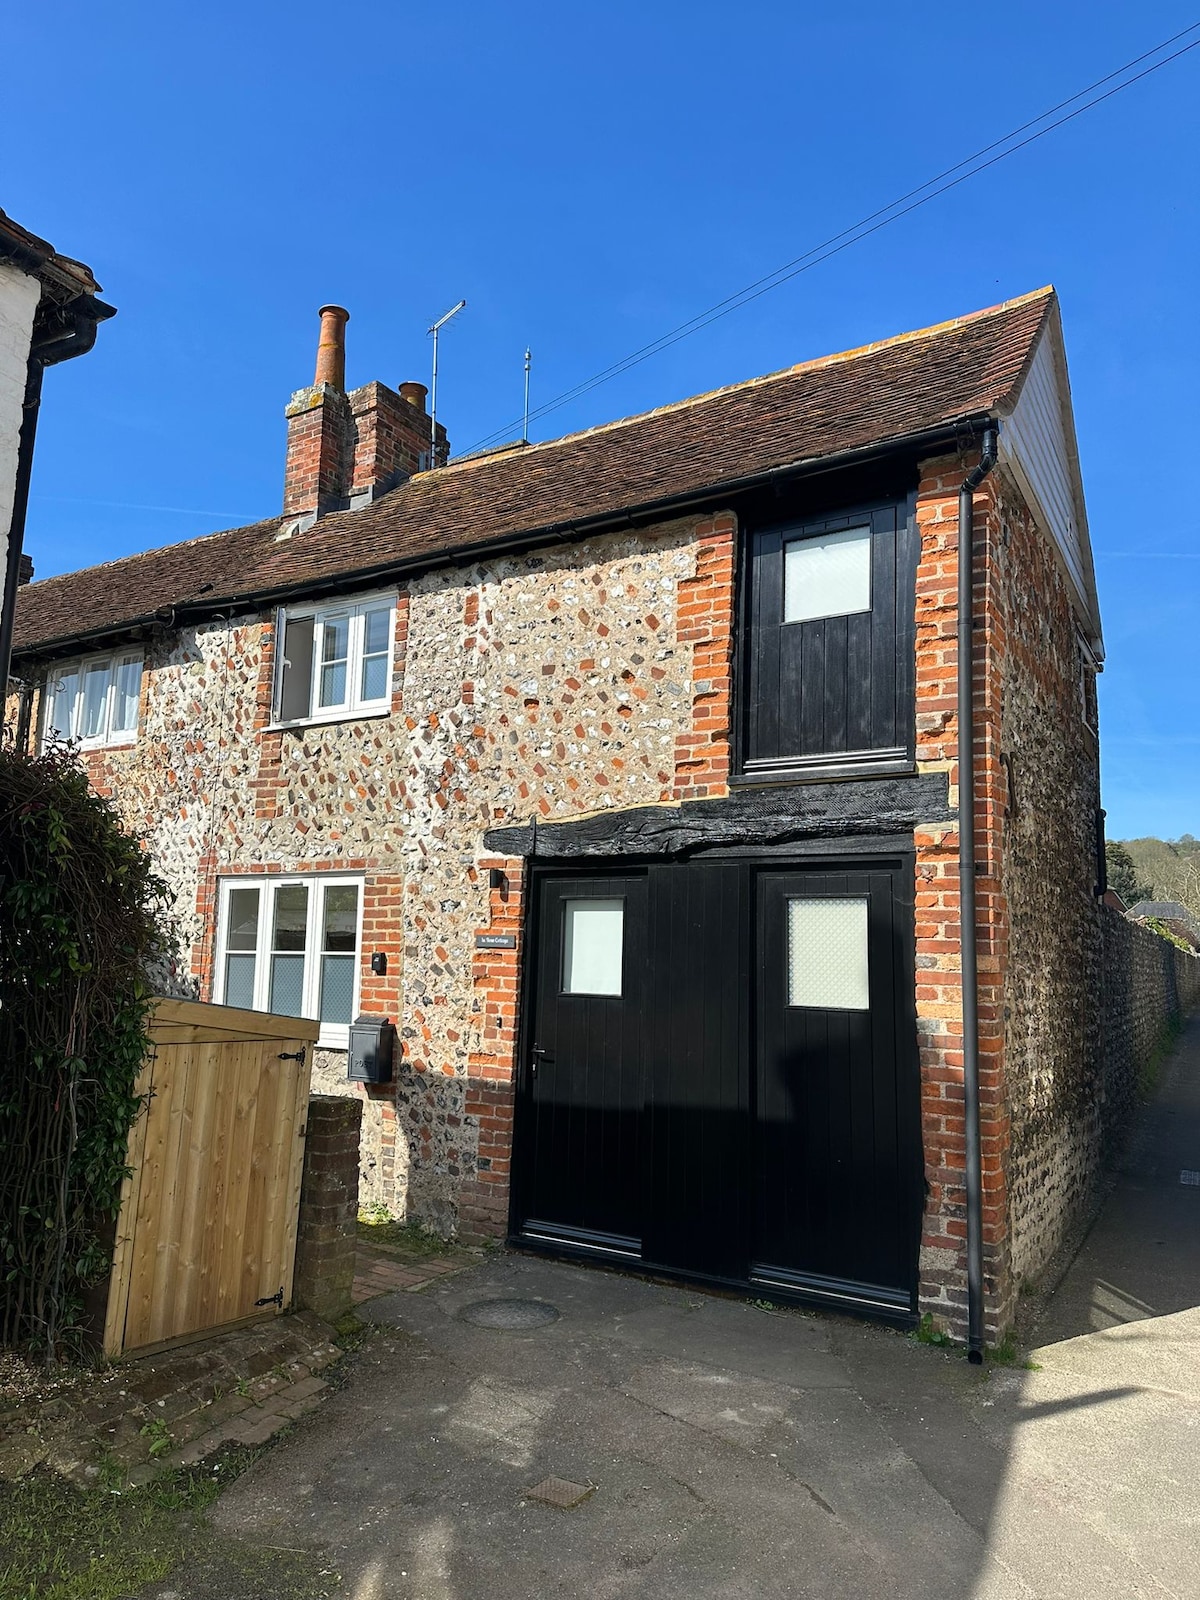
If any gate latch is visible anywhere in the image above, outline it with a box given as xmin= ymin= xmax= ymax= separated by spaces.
xmin=278 ymin=1047 xmax=307 ymax=1065
xmin=255 ymin=1286 xmax=285 ymax=1309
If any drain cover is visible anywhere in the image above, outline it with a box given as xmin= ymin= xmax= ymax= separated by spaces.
xmin=525 ymin=1476 xmax=594 ymax=1509
xmin=457 ymin=1297 xmax=560 ymax=1329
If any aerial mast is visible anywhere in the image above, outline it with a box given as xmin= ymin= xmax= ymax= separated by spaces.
xmin=427 ymin=299 xmax=466 ymax=468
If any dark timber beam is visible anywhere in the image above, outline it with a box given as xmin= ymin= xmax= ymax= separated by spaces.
xmin=484 ymin=771 xmax=952 ymax=860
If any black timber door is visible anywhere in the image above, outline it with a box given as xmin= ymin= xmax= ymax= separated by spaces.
xmin=520 ymin=874 xmax=648 ymax=1255
xmin=515 ymin=857 xmax=921 ymax=1317
xmin=752 ymin=866 xmax=921 ymax=1312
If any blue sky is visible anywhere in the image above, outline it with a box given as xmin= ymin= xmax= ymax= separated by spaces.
xmin=4 ymin=2 xmax=1198 ymax=838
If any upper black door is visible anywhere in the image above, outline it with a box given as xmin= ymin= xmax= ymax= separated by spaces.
xmin=519 ymin=874 xmax=648 ymax=1253
xmin=753 ymin=867 xmax=921 ymax=1309
xmin=741 ymin=499 xmax=918 ymax=778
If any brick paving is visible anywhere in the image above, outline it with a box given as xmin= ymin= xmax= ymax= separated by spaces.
xmin=0 ymin=1310 xmax=343 ymax=1487
xmin=351 ymin=1239 xmax=478 ymax=1305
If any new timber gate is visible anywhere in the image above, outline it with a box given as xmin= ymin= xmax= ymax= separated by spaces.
xmin=104 ymin=998 xmax=319 ymax=1358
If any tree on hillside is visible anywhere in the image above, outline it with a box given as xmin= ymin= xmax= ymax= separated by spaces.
xmin=1105 ymin=841 xmax=1154 ymax=907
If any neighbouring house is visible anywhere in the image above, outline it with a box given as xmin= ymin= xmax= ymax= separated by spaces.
xmin=6 ymin=287 xmax=1149 ymax=1347
xmin=1128 ymin=901 xmax=1200 ymax=953
xmin=0 ymin=209 xmax=114 ymax=695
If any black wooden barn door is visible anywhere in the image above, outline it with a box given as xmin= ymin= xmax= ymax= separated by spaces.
xmin=520 ymin=874 xmax=648 ymax=1255
xmin=753 ymin=866 xmax=921 ymax=1312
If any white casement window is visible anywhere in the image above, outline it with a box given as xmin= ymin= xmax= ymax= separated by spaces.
xmin=274 ymin=594 xmax=396 ymax=726
xmin=213 ymin=875 xmax=364 ymax=1047
xmin=41 ymin=650 xmax=143 ymax=749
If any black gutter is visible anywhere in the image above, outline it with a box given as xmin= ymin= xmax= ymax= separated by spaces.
xmin=1 ymin=290 xmax=116 ymax=696
xmin=958 ymin=422 xmax=999 ymax=1364
xmin=13 ymin=413 xmax=993 ymax=664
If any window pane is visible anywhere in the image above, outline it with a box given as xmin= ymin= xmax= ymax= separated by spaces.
xmin=363 ymin=606 xmax=391 ymax=657
xmin=786 ymin=897 xmax=869 ymax=1010
xmin=270 ymin=954 xmax=305 ymax=1016
xmin=562 ymin=898 xmax=624 ymax=995
xmin=320 ymin=955 xmax=355 ymax=1023
xmin=224 ymin=952 xmax=257 ymax=1011
xmin=80 ymin=662 xmax=112 ymax=738
xmin=271 ymin=885 xmax=309 ymax=953
xmin=47 ymin=670 xmax=79 ymax=740
xmin=279 ymin=614 xmax=316 ymax=723
xmin=784 ymin=526 xmax=871 ymax=624
xmin=360 ymin=651 xmax=389 ymax=702
xmin=112 ymin=657 xmax=141 ymax=734
xmin=322 ymin=885 xmax=359 ymax=952
xmin=318 ymin=616 xmax=350 ymax=708
xmin=226 ymin=887 xmax=260 ymax=951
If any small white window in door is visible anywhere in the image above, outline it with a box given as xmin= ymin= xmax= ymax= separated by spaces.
xmin=562 ymin=898 xmax=624 ymax=996
xmin=786 ymin=897 xmax=869 ymax=1010
xmin=783 ymin=526 xmax=871 ymax=624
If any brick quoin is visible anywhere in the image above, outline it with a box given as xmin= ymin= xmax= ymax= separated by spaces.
xmin=913 ymin=450 xmax=1011 ymax=1342
xmin=672 ymin=511 xmax=736 ymax=799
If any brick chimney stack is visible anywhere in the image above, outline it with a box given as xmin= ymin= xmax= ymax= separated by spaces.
xmin=283 ymin=307 xmax=451 ymax=522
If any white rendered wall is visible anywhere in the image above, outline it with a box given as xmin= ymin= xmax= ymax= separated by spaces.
xmin=0 ymin=261 xmax=41 ymax=610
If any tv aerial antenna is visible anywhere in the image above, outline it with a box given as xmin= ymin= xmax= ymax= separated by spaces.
xmin=427 ymin=299 xmax=466 ymax=467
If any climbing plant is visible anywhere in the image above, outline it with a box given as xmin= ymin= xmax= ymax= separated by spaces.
xmin=0 ymin=742 xmax=173 ymax=1353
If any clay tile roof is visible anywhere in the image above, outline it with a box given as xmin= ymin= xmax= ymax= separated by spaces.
xmin=12 ymin=287 xmax=1056 ymax=656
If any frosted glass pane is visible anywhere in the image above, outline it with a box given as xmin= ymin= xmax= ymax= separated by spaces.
xmin=319 ymin=659 xmax=347 ymax=707
xmin=787 ymin=897 xmax=869 ymax=1010
xmin=320 ymin=955 xmax=355 ymax=1023
xmin=112 ymin=658 xmax=141 ymax=733
xmin=562 ymin=898 xmax=624 ymax=995
xmin=270 ymin=954 xmax=305 ymax=1016
xmin=784 ymin=526 xmax=871 ymax=624
xmin=360 ymin=651 xmax=388 ymax=701
xmin=224 ymin=952 xmax=257 ymax=1011
xmin=80 ymin=663 xmax=111 ymax=737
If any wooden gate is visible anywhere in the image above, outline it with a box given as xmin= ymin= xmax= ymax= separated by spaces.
xmin=104 ymin=998 xmax=319 ymax=1358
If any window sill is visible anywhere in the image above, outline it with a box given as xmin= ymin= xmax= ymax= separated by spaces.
xmin=267 ymin=705 xmax=392 ymax=734
xmin=317 ymin=1024 xmax=350 ymax=1051
xmin=731 ymin=751 xmax=915 ymax=787
xmin=43 ymin=734 xmax=139 ymax=755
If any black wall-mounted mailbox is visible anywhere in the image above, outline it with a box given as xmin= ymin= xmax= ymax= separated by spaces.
xmin=347 ymin=1014 xmax=395 ymax=1084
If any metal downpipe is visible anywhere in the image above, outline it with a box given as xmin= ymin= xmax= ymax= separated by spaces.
xmin=958 ymin=423 xmax=998 ymax=1364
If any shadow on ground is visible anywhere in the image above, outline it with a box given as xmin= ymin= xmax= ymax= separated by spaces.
xmin=134 ymin=1016 xmax=1200 ymax=1600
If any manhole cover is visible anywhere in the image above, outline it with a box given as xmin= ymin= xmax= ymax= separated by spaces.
xmin=457 ymin=1298 xmax=560 ymax=1329
xmin=525 ymin=1476 xmax=594 ymax=1509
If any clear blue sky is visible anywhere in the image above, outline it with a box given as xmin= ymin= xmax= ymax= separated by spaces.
xmin=4 ymin=2 xmax=1198 ymax=838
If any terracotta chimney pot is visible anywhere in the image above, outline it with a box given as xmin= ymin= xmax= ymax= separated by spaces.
xmin=399 ymin=380 xmax=428 ymax=411
xmin=314 ymin=305 xmax=350 ymax=389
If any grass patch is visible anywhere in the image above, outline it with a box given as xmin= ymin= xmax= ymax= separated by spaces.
xmin=0 ymin=1445 xmax=266 ymax=1600
xmin=356 ymin=1210 xmax=455 ymax=1257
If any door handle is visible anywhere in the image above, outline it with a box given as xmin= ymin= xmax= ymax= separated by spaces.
xmin=530 ymin=1044 xmax=550 ymax=1078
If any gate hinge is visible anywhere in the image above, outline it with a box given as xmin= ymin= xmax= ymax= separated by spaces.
xmin=278 ymin=1046 xmax=307 ymax=1065
xmin=255 ymin=1286 xmax=285 ymax=1309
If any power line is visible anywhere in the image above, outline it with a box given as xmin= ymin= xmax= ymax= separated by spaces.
xmin=463 ymin=23 xmax=1200 ymax=455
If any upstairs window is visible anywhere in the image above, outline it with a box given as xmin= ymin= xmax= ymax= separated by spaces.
xmin=214 ymin=875 xmax=363 ymax=1046
xmin=274 ymin=595 xmax=396 ymax=726
xmin=739 ymin=500 xmax=917 ymax=779
xmin=42 ymin=650 xmax=143 ymax=749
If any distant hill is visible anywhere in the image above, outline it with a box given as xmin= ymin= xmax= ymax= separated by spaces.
xmin=1119 ymin=836 xmax=1200 ymax=918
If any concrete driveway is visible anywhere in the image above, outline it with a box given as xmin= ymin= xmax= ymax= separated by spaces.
xmin=147 ymin=1016 xmax=1200 ymax=1599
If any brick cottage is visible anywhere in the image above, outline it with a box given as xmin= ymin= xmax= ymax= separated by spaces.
xmin=8 ymin=289 xmax=1132 ymax=1348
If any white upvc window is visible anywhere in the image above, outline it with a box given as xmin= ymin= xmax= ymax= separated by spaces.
xmin=273 ymin=593 xmax=396 ymax=726
xmin=213 ymin=875 xmax=364 ymax=1048
xmin=41 ymin=650 xmax=143 ymax=750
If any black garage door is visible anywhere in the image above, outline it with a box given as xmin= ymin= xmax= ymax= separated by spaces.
xmin=512 ymin=856 xmax=923 ymax=1318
